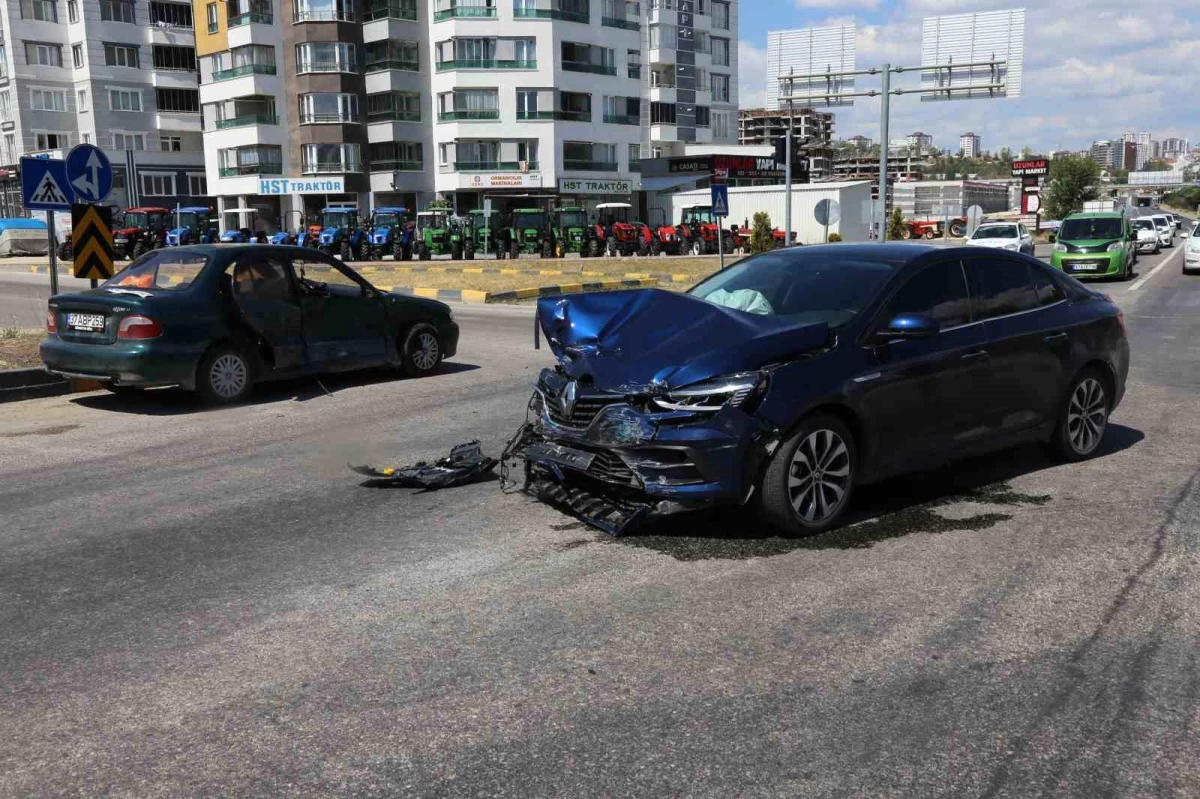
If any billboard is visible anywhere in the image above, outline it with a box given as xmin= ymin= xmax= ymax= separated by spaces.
xmin=766 ymin=25 xmax=857 ymax=109
xmin=1128 ymin=170 xmax=1184 ymax=186
xmin=921 ymin=9 xmax=1025 ymax=101
xmin=1011 ymin=158 xmax=1048 ymax=177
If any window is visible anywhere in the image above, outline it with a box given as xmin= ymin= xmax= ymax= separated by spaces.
xmin=562 ymin=141 xmax=615 ymax=169
xmin=0 ymin=93 xmax=11 ymax=123
xmin=160 ymin=134 xmax=182 ymax=151
xmin=712 ymin=110 xmax=730 ymax=139
xmin=77 ymin=89 xmax=88 ymax=112
xmin=105 ymin=43 xmax=140 ymax=68
xmin=153 ymin=46 xmax=197 ymax=71
xmin=710 ymin=36 xmax=729 ymax=66
xmin=648 ymin=25 xmax=676 ymax=50
xmin=150 ymin=1 xmax=194 ymax=26
xmin=0 ymin=46 xmax=7 ymax=79
xmin=627 ymin=48 xmax=640 ymax=79
xmin=295 ymin=41 xmax=359 ymax=73
xmin=188 ymin=173 xmax=207 ymax=195
xmin=711 ymin=0 xmax=728 ymax=29
xmin=109 ymin=89 xmax=142 ymax=111
xmin=301 ymin=142 xmax=361 ymax=173
xmin=30 ymin=88 xmax=67 ymax=111
xmin=100 ymin=0 xmax=135 ymax=22
xmin=292 ymin=257 xmax=362 ymax=290
xmin=438 ymin=143 xmax=449 ymax=166
xmin=231 ymin=256 xmax=292 ymax=300
xmin=83 ymin=133 xmax=90 ymax=143
xmin=965 ymin=258 xmax=1039 ymax=319
xmin=113 ymin=131 xmax=146 ymax=149
xmin=22 ymin=0 xmax=58 ymax=22
xmin=650 ymin=101 xmax=675 ymax=124
xmin=514 ymin=38 xmax=535 ymax=65
xmin=35 ymin=132 xmax=69 ymax=149
xmin=366 ymin=91 xmax=420 ymax=122
xmin=206 ymin=2 xmax=218 ymax=30
xmin=25 ymin=42 xmax=63 ymax=67
xmin=710 ymin=73 xmax=729 ymax=102
xmin=293 ymin=0 xmax=358 ymax=22
xmin=515 ymin=89 xmax=538 ymax=117
xmin=141 ymin=172 xmax=176 ymax=196
xmin=1030 ymin=266 xmax=1064 ymax=307
xmin=365 ymin=39 xmax=418 ymax=71
xmin=883 ymin=261 xmax=972 ymax=331
xmin=299 ymin=92 xmax=359 ymax=123
xmin=156 ymin=88 xmax=200 ymax=112
xmin=695 ymin=105 xmax=710 ymax=127
xmin=628 ymin=142 xmax=639 ymax=168
xmin=3 ymin=134 xmax=15 ymax=164
xmin=68 ymin=0 xmax=78 ymax=21
xmin=72 ymin=44 xmax=84 ymax=68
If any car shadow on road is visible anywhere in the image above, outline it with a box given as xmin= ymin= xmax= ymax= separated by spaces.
xmin=597 ymin=424 xmax=1145 ymax=561
xmin=70 ymin=361 xmax=481 ymax=416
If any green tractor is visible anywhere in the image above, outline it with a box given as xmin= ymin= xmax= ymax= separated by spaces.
xmin=509 ymin=207 xmax=554 ymax=259
xmin=552 ymin=207 xmax=591 ymax=257
xmin=413 ymin=205 xmax=470 ymax=260
xmin=467 ymin=209 xmax=506 ymax=260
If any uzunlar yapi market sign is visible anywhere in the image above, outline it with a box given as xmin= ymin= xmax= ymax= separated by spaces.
xmin=652 ymin=154 xmax=788 ymax=180
xmin=1011 ymin=158 xmax=1049 ymax=177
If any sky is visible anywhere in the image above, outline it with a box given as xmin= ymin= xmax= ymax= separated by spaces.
xmin=737 ymin=0 xmax=1199 ymax=156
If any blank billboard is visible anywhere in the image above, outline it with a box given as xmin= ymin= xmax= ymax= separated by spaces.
xmin=766 ymin=25 xmax=856 ymax=109
xmin=1129 ymin=171 xmax=1184 ymax=186
xmin=921 ymin=9 xmax=1025 ymax=101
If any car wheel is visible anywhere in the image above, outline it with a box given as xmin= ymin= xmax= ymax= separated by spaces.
xmin=196 ymin=345 xmax=253 ymax=405
xmin=1052 ymin=369 xmax=1110 ymax=462
xmin=757 ymin=414 xmax=856 ymax=535
xmin=401 ymin=323 xmax=442 ymax=378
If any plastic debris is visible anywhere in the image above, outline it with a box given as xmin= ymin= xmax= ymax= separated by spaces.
xmin=351 ymin=440 xmax=497 ymax=489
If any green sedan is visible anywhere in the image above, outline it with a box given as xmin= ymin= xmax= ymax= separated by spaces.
xmin=1050 ymin=211 xmax=1137 ymax=280
xmin=40 ymin=244 xmax=460 ymax=404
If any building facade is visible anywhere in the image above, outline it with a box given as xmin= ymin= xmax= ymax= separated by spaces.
xmin=737 ymin=107 xmax=834 ymax=180
xmin=0 ymin=0 xmax=209 ymax=215
xmin=192 ymin=0 xmax=739 ymax=233
xmin=1162 ymin=137 xmax=1189 ymax=157
xmin=958 ymin=132 xmax=980 ymax=158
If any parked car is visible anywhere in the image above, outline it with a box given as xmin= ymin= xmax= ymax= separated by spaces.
xmin=1051 ymin=211 xmax=1137 ymax=280
xmin=514 ymin=244 xmax=1129 ymax=535
xmin=1185 ymin=226 xmax=1200 ymax=274
xmin=966 ymin=222 xmax=1035 ymax=255
xmin=40 ymin=245 xmax=459 ymax=404
xmin=1131 ymin=218 xmax=1161 ymax=254
xmin=1150 ymin=215 xmax=1174 ymax=249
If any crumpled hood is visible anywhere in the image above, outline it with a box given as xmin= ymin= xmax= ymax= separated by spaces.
xmin=537 ymin=288 xmax=830 ymax=390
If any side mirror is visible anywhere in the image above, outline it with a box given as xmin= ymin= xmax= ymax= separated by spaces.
xmin=876 ymin=313 xmax=939 ymax=342
xmin=1128 ymin=231 xmax=1137 ymax=241
xmin=1048 ymin=233 xmax=1056 ymax=243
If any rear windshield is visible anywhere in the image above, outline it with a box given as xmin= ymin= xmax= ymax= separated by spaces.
xmin=972 ymin=225 xmax=1017 ymax=239
xmin=104 ymin=251 xmax=209 ymax=291
xmin=1133 ymin=219 xmax=1154 ymax=230
xmin=1059 ymin=217 xmax=1123 ymax=240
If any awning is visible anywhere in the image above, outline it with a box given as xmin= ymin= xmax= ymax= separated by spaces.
xmin=640 ymin=174 xmax=704 ymax=192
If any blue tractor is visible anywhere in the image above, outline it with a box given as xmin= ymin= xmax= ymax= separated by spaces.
xmin=165 ymin=207 xmax=218 ymax=246
xmin=219 ymin=208 xmax=268 ymax=243
xmin=368 ymin=206 xmax=414 ymax=261
xmin=317 ymin=205 xmax=367 ymax=262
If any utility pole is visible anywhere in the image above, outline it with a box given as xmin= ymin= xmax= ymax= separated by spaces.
xmin=878 ymin=64 xmax=891 ymax=242
xmin=784 ymin=105 xmax=794 ymax=248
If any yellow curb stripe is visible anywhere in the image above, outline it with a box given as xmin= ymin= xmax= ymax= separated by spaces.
xmin=460 ymin=290 xmax=490 ymax=303
xmin=413 ymin=287 xmax=440 ymax=299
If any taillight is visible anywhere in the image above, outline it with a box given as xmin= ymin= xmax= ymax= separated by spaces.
xmin=45 ymin=309 xmax=57 ymax=333
xmin=117 ymin=315 xmax=162 ymax=340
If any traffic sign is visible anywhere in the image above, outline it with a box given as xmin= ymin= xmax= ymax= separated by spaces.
xmin=814 ymin=199 xmax=841 ymax=226
xmin=20 ymin=156 xmax=74 ymax=211
xmin=71 ymin=203 xmax=115 ymax=281
xmin=710 ymin=183 xmax=729 ymax=218
xmin=66 ymin=144 xmax=113 ymax=204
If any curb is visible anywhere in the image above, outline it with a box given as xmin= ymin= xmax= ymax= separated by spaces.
xmin=486 ymin=279 xmax=659 ymax=303
xmin=0 ymin=367 xmax=107 ymax=404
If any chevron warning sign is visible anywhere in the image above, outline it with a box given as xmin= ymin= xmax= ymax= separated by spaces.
xmin=71 ymin=203 xmax=115 ymax=281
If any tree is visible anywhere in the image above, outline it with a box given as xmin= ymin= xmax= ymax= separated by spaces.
xmin=1144 ymin=160 xmax=1171 ymax=172
xmin=999 ymin=147 xmax=1014 ymax=163
xmin=1042 ymin=154 xmax=1101 ymax=219
xmin=887 ymin=206 xmax=907 ymax=240
xmin=1020 ymin=146 xmax=1033 ymax=158
xmin=749 ymin=211 xmax=774 ymax=254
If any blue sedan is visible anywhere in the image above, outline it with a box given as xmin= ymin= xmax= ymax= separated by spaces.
xmin=513 ymin=243 xmax=1130 ymax=535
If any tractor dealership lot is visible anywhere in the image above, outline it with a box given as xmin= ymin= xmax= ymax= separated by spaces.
xmin=3 ymin=244 xmax=1200 ymax=795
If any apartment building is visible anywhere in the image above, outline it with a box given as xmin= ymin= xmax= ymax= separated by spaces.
xmin=193 ymin=0 xmax=739 ymax=232
xmin=0 ymin=0 xmax=209 ymax=215
xmin=958 ymin=132 xmax=980 ymax=158
xmin=736 ymin=107 xmax=834 ymax=180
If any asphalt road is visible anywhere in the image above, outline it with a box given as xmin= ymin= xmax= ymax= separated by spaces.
xmin=2 ymin=241 xmax=1200 ymax=796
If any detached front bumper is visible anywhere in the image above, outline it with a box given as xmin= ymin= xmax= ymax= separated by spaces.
xmin=1051 ymin=251 xmax=1124 ymax=278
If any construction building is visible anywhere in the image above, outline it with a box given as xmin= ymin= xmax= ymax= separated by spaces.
xmin=737 ymin=106 xmax=834 ymax=180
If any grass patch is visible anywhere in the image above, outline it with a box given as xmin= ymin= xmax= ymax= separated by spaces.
xmin=0 ymin=330 xmax=45 ymax=370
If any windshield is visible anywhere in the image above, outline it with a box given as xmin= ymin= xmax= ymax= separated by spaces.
xmin=684 ymin=208 xmax=713 ymax=224
xmin=177 ymin=212 xmax=204 ymax=229
xmin=419 ymin=213 xmax=446 ymax=230
xmin=687 ymin=249 xmax=899 ymax=327
xmin=472 ymin=212 xmax=498 ymax=230
xmin=1133 ymin=219 xmax=1155 ymax=230
xmin=971 ymin=225 xmax=1017 ymax=239
xmin=103 ymin=251 xmax=209 ymax=291
xmin=122 ymin=212 xmax=149 ymax=229
xmin=1151 ymin=216 xmax=1170 ymax=228
xmin=323 ymin=212 xmax=355 ymax=229
xmin=557 ymin=211 xmax=588 ymax=228
xmin=373 ymin=213 xmax=401 ymax=228
xmin=515 ymin=212 xmax=545 ymax=229
xmin=1059 ymin=217 xmax=1123 ymax=241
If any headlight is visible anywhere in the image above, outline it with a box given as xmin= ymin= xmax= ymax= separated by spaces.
xmin=1004 ymin=242 xmax=1020 ymax=250
xmin=1107 ymin=242 xmax=1124 ymax=252
xmin=652 ymin=371 xmax=768 ymax=412
xmin=1054 ymin=242 xmax=1067 ymax=253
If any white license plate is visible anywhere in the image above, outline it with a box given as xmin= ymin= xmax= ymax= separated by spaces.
xmin=66 ymin=312 xmax=105 ymax=332
xmin=1072 ymin=263 xmax=1101 ymax=272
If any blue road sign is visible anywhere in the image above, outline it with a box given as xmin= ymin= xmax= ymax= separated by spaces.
xmin=66 ymin=144 xmax=113 ymax=204
xmin=20 ymin=156 xmax=74 ymax=211
xmin=711 ymin=183 xmax=729 ymax=218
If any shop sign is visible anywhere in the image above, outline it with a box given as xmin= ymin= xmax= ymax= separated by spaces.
xmin=258 ymin=177 xmax=346 ymax=194
xmin=459 ymin=172 xmax=543 ymax=189
xmin=558 ymin=178 xmax=633 ymax=195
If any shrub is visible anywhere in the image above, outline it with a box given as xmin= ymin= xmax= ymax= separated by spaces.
xmin=827 ymin=232 xmax=842 ymax=243
xmin=749 ymin=212 xmax=775 ymax=254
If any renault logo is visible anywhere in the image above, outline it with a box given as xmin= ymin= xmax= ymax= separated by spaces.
xmin=560 ymin=381 xmax=578 ymax=418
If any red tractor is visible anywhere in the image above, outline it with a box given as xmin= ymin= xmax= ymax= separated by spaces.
xmin=113 ymin=207 xmax=171 ymax=260
xmin=731 ymin=225 xmax=795 ymax=252
xmin=677 ymin=206 xmax=733 ymax=255
xmin=590 ymin=202 xmax=652 ymax=257
xmin=900 ymin=217 xmax=968 ymax=240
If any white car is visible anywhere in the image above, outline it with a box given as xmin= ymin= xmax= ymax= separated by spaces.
xmin=1131 ymin=218 xmax=1161 ymax=254
xmin=965 ymin=222 xmax=1035 ymax=255
xmin=1151 ymin=214 xmax=1176 ymax=246
xmin=1185 ymin=227 xmax=1200 ymax=274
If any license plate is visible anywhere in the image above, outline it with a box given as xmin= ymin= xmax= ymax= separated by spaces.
xmin=525 ymin=442 xmax=596 ymax=472
xmin=66 ymin=312 xmax=105 ymax=332
xmin=1071 ymin=262 xmax=1102 ymax=272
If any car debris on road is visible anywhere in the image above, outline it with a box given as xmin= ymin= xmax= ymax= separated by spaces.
xmin=352 ymin=440 xmax=498 ymax=489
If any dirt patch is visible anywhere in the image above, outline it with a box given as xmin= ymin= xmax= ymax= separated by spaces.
xmin=0 ymin=330 xmax=46 ymax=370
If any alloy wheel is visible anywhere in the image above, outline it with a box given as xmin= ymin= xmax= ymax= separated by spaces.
xmin=411 ymin=332 xmax=439 ymax=371
xmin=1067 ymin=377 xmax=1107 ymax=455
xmin=210 ymin=353 xmax=248 ymax=400
xmin=787 ymin=428 xmax=852 ymax=523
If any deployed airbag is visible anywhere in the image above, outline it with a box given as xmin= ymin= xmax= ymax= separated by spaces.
xmin=700 ymin=288 xmax=774 ymax=315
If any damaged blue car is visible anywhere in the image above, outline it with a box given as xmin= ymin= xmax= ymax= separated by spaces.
xmin=509 ymin=243 xmax=1129 ymax=535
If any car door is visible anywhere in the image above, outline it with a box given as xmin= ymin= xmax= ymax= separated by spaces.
xmin=964 ymin=255 xmax=1070 ymax=436
xmin=290 ymin=253 xmax=389 ymax=369
xmin=1017 ymin=223 xmax=1033 ymax=254
xmin=858 ymin=259 xmax=992 ymax=470
xmin=226 ymin=253 xmax=307 ymax=371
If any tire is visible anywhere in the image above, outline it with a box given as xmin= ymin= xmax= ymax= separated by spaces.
xmin=419 ymin=243 xmax=431 ymax=262
xmin=510 ymin=242 xmax=520 ymax=260
xmin=196 ymin=345 xmax=253 ymax=405
xmin=589 ymin=238 xmax=603 ymax=258
xmin=542 ymin=240 xmax=553 ymax=259
xmin=402 ymin=244 xmax=412 ymax=262
xmin=465 ymin=245 xmax=475 ymax=260
xmin=690 ymin=239 xmax=703 ymax=256
xmin=899 ymin=226 xmax=913 ymax=240
xmin=451 ymin=245 xmax=462 ymax=261
xmin=340 ymin=242 xmax=352 ymax=262
xmin=132 ymin=240 xmax=147 ymax=260
xmin=757 ymin=413 xmax=856 ymax=536
xmin=400 ymin=323 xmax=442 ymax=378
xmin=923 ymin=229 xmax=937 ymax=240
xmin=1051 ymin=368 xmax=1110 ymax=462
xmin=949 ymin=221 xmax=966 ymax=237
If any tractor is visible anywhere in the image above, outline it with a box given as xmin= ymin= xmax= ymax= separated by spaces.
xmin=219 ymin=207 xmax=269 ymax=244
xmin=414 ymin=206 xmax=468 ymax=260
xmin=551 ymin=207 xmax=592 ymax=257
xmin=648 ymin=209 xmax=682 ymax=255
xmin=165 ymin=207 xmax=218 ymax=246
xmin=113 ymin=207 xmax=171 ymax=260
xmin=677 ymin=206 xmax=732 ymax=255
xmin=591 ymin=203 xmax=651 ymax=257
xmin=467 ymin=209 xmax=506 ymax=260
xmin=317 ymin=206 xmax=367 ymax=261
xmin=509 ymin=208 xmax=554 ymax=259
xmin=368 ymin=206 xmax=414 ymax=261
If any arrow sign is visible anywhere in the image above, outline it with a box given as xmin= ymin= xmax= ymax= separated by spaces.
xmin=65 ymin=144 xmax=113 ymax=204
xmin=71 ymin=203 xmax=115 ymax=281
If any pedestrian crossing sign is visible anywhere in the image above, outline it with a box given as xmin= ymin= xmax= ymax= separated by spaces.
xmin=20 ymin=156 xmax=75 ymax=211
xmin=711 ymin=184 xmax=729 ymax=218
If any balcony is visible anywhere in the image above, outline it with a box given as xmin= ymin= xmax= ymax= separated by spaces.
xmin=365 ymin=58 xmax=419 ymax=72
xmin=604 ymin=113 xmax=638 ymax=125
xmin=363 ymin=1 xmax=417 ymax=19
xmin=156 ymin=111 xmax=203 ymax=132
xmin=437 ymin=109 xmax=500 ymax=121
xmin=298 ymin=59 xmax=362 ymax=73
xmin=219 ymin=163 xmax=282 ymax=176
xmin=436 ymin=59 xmax=536 ymax=71
xmin=563 ymin=159 xmax=617 ymax=171
xmin=227 ymin=11 xmax=273 ymax=25
xmin=516 ymin=109 xmax=588 ymax=121
xmin=303 ymin=160 xmax=362 ymax=173
xmin=367 ymin=109 xmax=420 ymax=123
xmin=513 ymin=6 xmax=588 ymax=22
xmin=601 ymin=15 xmax=637 ymax=30
xmin=215 ymin=113 xmax=278 ymax=128
xmin=562 ymin=61 xmax=616 ymax=76
xmin=434 ymin=6 xmax=497 ymax=19
xmin=299 ymin=113 xmax=360 ymax=124
xmin=454 ymin=160 xmax=539 ymax=171
xmin=294 ymin=8 xmax=358 ymax=20
xmin=369 ymin=158 xmax=423 ymax=171
xmin=212 ymin=63 xmax=276 ymax=80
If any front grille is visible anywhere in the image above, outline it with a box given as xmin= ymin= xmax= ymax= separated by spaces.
xmin=587 ymin=448 xmax=637 ymax=485
xmin=545 ymin=394 xmax=626 ymax=431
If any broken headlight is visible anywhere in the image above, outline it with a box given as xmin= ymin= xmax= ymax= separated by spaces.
xmin=651 ymin=371 xmax=768 ymax=413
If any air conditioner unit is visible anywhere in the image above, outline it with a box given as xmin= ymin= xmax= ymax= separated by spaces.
xmin=519 ymin=160 xmax=528 ymax=172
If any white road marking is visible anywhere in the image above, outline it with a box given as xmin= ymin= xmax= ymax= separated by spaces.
xmin=1129 ymin=246 xmax=1186 ymax=292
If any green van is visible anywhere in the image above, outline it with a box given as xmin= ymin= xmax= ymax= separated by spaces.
xmin=1050 ymin=211 xmax=1137 ymax=280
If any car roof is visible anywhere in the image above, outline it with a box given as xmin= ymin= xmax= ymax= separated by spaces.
xmin=126 ymin=207 xmax=171 ymax=213
xmin=1064 ymin=211 xmax=1124 ymax=219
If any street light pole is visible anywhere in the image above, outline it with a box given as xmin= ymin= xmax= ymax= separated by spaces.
xmin=784 ymin=104 xmax=794 ymax=247
xmin=878 ymin=63 xmax=891 ymax=242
